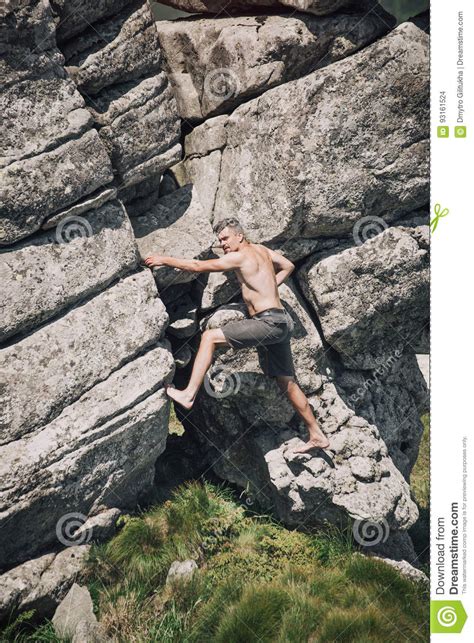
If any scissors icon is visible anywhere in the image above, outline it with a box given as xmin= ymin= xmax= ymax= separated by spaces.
xmin=430 ymin=203 xmax=449 ymax=233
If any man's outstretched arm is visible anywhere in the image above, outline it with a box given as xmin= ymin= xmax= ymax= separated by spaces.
xmin=266 ymin=248 xmax=295 ymax=286
xmin=144 ymin=252 xmax=243 ymax=273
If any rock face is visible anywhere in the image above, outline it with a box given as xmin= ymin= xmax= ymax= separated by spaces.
xmin=131 ymin=185 xmax=214 ymax=289
xmin=155 ymin=9 xmax=393 ymax=120
xmin=0 ymin=1 xmax=114 ymax=246
xmin=0 ymin=0 xmax=177 ymax=574
xmin=181 ymin=23 xmax=429 ymax=253
xmin=337 ymin=351 xmax=429 ymax=479
xmin=1 ymin=0 xmax=429 ymax=580
xmin=0 ymin=547 xmax=90 ymax=622
xmin=0 ymin=201 xmax=138 ymax=342
xmin=298 ymin=226 xmax=430 ymax=369
xmin=58 ymin=0 xmax=181 ymax=187
xmin=180 ymin=285 xmax=419 ymax=549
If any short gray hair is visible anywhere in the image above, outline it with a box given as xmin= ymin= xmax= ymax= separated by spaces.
xmin=213 ymin=218 xmax=245 ymax=236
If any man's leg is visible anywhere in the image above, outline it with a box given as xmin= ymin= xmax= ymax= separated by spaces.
xmin=166 ymin=328 xmax=228 ymax=410
xmin=276 ymin=376 xmax=330 ymax=452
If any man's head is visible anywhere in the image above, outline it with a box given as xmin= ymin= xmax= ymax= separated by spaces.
xmin=213 ymin=218 xmax=246 ymax=254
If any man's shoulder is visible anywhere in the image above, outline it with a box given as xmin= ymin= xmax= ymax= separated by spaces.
xmin=248 ymin=242 xmax=270 ymax=254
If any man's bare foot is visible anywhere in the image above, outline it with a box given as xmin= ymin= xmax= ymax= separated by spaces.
xmin=294 ymin=435 xmax=330 ymax=454
xmin=166 ymin=386 xmax=194 ymax=410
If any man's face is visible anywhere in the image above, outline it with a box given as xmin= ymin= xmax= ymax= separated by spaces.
xmin=218 ymin=227 xmax=242 ymax=254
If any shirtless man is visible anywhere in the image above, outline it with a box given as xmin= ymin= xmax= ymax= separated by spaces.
xmin=144 ymin=218 xmax=330 ymax=453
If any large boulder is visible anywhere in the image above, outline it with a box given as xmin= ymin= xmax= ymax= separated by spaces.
xmin=62 ymin=1 xmax=164 ymax=95
xmin=51 ymin=0 xmax=133 ymax=42
xmin=0 ymin=343 xmax=174 ymax=569
xmin=0 ymin=546 xmax=90 ymax=622
xmin=298 ymin=226 xmax=430 ymax=369
xmin=85 ymin=74 xmax=181 ymax=187
xmin=0 ymin=270 xmax=168 ymax=444
xmin=336 ymin=351 xmax=429 ymax=479
xmin=181 ymin=284 xmax=419 ymax=545
xmin=131 ymin=184 xmax=214 ymax=289
xmin=0 ymin=0 xmax=179 ymax=580
xmin=0 ymin=0 xmax=115 ymax=246
xmin=56 ymin=0 xmax=181 ymax=188
xmin=155 ymin=9 xmax=392 ymax=120
xmin=0 ymin=201 xmax=138 ymax=343
xmin=63 ymin=0 xmax=181 ymax=185
xmin=1 ymin=130 xmax=113 ymax=245
xmin=181 ymin=23 xmax=428 ymax=254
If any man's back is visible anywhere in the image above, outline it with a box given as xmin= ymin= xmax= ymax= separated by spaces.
xmin=235 ymin=243 xmax=283 ymax=316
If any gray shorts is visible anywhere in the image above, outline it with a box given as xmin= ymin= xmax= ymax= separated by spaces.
xmin=222 ymin=307 xmax=295 ymax=377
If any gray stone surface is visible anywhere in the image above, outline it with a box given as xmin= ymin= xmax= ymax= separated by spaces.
xmin=1 ymin=129 xmax=114 ymax=246
xmin=63 ymin=1 xmax=164 ymax=95
xmin=1 ymin=0 xmax=56 ymax=79
xmin=337 ymin=351 xmax=429 ymax=479
xmin=156 ymin=9 xmax=392 ymax=120
xmin=1 ymin=0 xmax=428 ymax=572
xmin=1 ymin=201 xmax=138 ymax=343
xmin=166 ymin=559 xmax=198 ymax=585
xmin=52 ymin=0 xmax=133 ymax=42
xmin=173 ymin=343 xmax=193 ymax=369
xmin=132 ymin=185 xmax=214 ymax=289
xmin=72 ymin=619 xmax=110 ymax=643
xmin=0 ymin=546 xmax=90 ymax=621
xmin=168 ymin=294 xmax=199 ymax=338
xmin=0 ymin=344 xmax=174 ymax=569
xmin=0 ymin=271 xmax=168 ymax=444
xmin=56 ymin=1 xmax=182 ymax=188
xmin=0 ymin=0 xmax=116 ymax=246
xmin=298 ymin=226 xmax=429 ymax=369
xmin=86 ymin=75 xmax=181 ymax=187
xmin=367 ymin=554 xmax=429 ymax=583
xmin=42 ymin=188 xmax=118 ymax=229
xmin=198 ymin=270 xmax=242 ymax=311
xmin=73 ymin=508 xmax=122 ymax=544
xmin=52 ymin=583 xmax=97 ymax=640
xmin=0 ymin=77 xmax=92 ymax=168
xmin=182 ymin=23 xmax=428 ymax=253
xmin=185 ymin=294 xmax=418 ymax=534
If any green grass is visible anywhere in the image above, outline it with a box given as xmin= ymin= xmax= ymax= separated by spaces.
xmin=0 ymin=613 xmax=65 ymax=643
xmin=3 ymin=415 xmax=430 ymax=642
xmin=407 ymin=412 xmax=430 ymax=572
xmin=168 ymin=404 xmax=185 ymax=436
xmin=411 ymin=412 xmax=430 ymax=509
xmin=79 ymin=483 xmax=429 ymax=641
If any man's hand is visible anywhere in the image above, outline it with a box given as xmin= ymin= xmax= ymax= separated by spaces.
xmin=144 ymin=254 xmax=166 ymax=268
xmin=266 ymin=248 xmax=295 ymax=286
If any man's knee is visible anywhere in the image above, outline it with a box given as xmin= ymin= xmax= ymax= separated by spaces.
xmin=275 ymin=375 xmax=295 ymax=393
xmin=202 ymin=328 xmax=225 ymax=346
